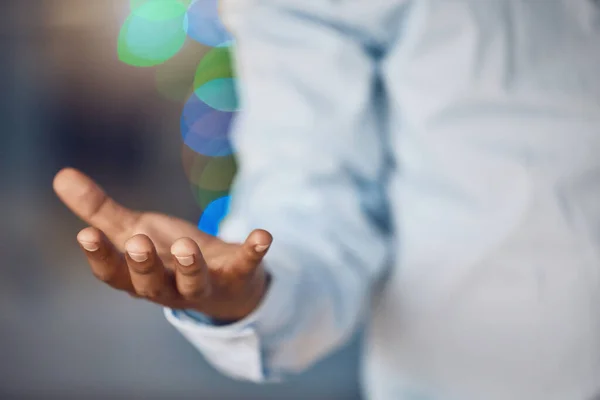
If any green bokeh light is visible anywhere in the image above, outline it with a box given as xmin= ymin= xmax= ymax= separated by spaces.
xmin=130 ymin=0 xmax=191 ymax=12
xmin=118 ymin=0 xmax=188 ymax=67
xmin=131 ymin=0 xmax=188 ymax=20
xmin=193 ymin=47 xmax=235 ymax=91
xmin=193 ymin=185 xmax=230 ymax=210
xmin=198 ymin=155 xmax=237 ymax=191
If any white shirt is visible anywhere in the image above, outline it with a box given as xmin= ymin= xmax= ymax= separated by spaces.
xmin=166 ymin=0 xmax=600 ymax=398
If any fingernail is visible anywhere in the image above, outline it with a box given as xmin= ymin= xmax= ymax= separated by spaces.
xmin=128 ymin=252 xmax=148 ymax=262
xmin=79 ymin=241 xmax=99 ymax=252
xmin=254 ymin=244 xmax=270 ymax=253
xmin=175 ymin=255 xmax=194 ymax=266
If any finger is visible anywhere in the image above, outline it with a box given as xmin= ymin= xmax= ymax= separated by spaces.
xmin=235 ymin=229 xmax=273 ymax=273
xmin=171 ymin=238 xmax=210 ymax=300
xmin=124 ymin=234 xmax=175 ymax=300
xmin=77 ymin=227 xmax=134 ymax=292
xmin=53 ymin=168 xmax=140 ymax=244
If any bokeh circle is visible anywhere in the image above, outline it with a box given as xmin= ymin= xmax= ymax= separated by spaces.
xmin=181 ymin=94 xmax=235 ymax=156
xmin=119 ymin=0 xmax=188 ymax=67
xmin=196 ymin=154 xmax=237 ymax=191
xmin=193 ymin=47 xmax=235 ymax=91
xmin=198 ymin=195 xmax=231 ymax=235
xmin=184 ymin=0 xmax=233 ymax=47
xmin=195 ymin=78 xmax=239 ymax=112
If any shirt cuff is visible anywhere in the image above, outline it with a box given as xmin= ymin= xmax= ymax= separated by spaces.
xmin=165 ymin=308 xmax=263 ymax=381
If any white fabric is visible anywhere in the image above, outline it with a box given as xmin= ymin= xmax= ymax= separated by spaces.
xmin=167 ymin=0 xmax=600 ymax=398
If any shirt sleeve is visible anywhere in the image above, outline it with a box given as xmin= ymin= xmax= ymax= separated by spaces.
xmin=165 ymin=0 xmax=393 ymax=382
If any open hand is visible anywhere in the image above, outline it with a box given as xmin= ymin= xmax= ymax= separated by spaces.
xmin=53 ymin=168 xmax=272 ymax=321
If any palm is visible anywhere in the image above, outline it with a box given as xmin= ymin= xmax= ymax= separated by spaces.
xmin=127 ymin=213 xmax=227 ymax=270
xmin=127 ymin=213 xmax=206 ymax=267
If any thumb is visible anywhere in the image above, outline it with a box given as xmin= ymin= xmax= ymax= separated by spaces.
xmin=53 ymin=168 xmax=140 ymax=242
xmin=236 ymin=229 xmax=273 ymax=272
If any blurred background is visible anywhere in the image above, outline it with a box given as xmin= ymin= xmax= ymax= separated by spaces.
xmin=0 ymin=0 xmax=362 ymax=398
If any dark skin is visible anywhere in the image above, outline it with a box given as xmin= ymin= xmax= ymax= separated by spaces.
xmin=53 ymin=168 xmax=273 ymax=321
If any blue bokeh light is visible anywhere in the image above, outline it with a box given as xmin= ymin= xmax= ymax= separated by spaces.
xmin=184 ymin=0 xmax=233 ymax=47
xmin=198 ymin=195 xmax=231 ymax=235
xmin=181 ymin=94 xmax=234 ymax=156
